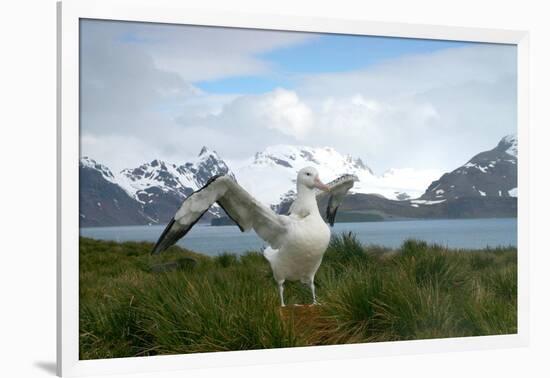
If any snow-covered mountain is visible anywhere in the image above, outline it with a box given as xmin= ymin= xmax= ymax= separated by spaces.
xmin=80 ymin=157 xmax=153 ymax=226
xmin=79 ymin=148 xmax=234 ymax=226
xmin=231 ymin=145 xmax=441 ymax=205
xmin=420 ymin=134 xmax=517 ymax=201
xmin=80 ymin=145 xmax=439 ymax=226
xmin=79 ymin=135 xmax=517 ymax=227
xmin=116 ymin=147 xmax=234 ymax=204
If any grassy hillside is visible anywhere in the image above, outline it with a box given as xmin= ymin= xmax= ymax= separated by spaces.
xmin=79 ymin=234 xmax=517 ymax=360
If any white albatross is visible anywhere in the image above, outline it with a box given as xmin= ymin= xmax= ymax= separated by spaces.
xmin=151 ymin=167 xmax=358 ymax=307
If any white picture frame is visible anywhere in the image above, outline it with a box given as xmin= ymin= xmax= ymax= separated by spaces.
xmin=57 ymin=0 xmax=530 ymax=376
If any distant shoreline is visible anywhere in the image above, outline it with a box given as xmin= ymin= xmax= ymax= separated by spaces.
xmin=79 ymin=216 xmax=519 ymax=229
xmin=79 ymin=218 xmax=517 ymax=254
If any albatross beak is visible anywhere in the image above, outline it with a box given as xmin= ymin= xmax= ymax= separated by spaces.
xmin=314 ymin=176 xmax=330 ymax=192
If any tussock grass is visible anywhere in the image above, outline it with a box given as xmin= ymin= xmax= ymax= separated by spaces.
xmin=79 ymin=235 xmax=517 ymax=359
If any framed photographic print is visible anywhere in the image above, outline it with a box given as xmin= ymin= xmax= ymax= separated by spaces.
xmin=57 ymin=0 xmax=530 ymax=376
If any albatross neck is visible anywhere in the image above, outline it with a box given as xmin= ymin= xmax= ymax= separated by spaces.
xmin=295 ymin=183 xmax=321 ymax=215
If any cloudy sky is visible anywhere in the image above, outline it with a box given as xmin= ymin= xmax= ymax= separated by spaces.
xmin=80 ymin=19 xmax=517 ymax=173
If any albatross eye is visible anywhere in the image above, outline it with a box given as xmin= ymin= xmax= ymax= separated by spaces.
xmin=306 ymin=172 xmax=311 ymax=176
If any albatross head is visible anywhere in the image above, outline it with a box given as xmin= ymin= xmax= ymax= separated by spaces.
xmin=297 ymin=167 xmax=330 ymax=192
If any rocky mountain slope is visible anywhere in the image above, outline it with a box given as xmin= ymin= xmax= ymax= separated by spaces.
xmin=79 ymin=158 xmax=152 ymax=226
xmin=420 ymin=134 xmax=517 ymax=201
xmin=79 ymin=148 xmax=233 ymax=227
xmin=79 ymin=135 xmax=518 ymax=227
xmin=116 ymin=147 xmax=234 ymax=223
xmin=330 ymin=135 xmax=518 ymax=221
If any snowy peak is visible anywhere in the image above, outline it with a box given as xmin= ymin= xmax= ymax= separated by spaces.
xmin=81 ymin=146 xmax=235 ymax=205
xmin=253 ymin=151 xmax=294 ymax=168
xmin=232 ymin=145 xmax=378 ymax=205
xmin=79 ymin=137 xmax=517 ymax=227
xmin=497 ymin=134 xmax=517 ymax=157
xmin=232 ymin=144 xmax=439 ymax=205
xmin=198 ymin=146 xmax=210 ymax=157
xmin=119 ymin=159 xmax=195 ymax=199
xmin=192 ymin=148 xmax=233 ymax=187
xmin=79 ymin=147 xmax=234 ymax=225
xmin=79 ymin=156 xmax=154 ymax=227
xmin=80 ymin=156 xmax=115 ymax=181
xmin=117 ymin=147 xmax=234 ymax=203
xmin=197 ymin=146 xmax=224 ymax=165
xmin=346 ymin=155 xmax=371 ymax=173
xmin=421 ymin=134 xmax=518 ymax=200
xmin=249 ymin=145 xmax=373 ymax=174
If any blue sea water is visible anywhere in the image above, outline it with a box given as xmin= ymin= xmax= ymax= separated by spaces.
xmin=80 ymin=218 xmax=517 ymax=256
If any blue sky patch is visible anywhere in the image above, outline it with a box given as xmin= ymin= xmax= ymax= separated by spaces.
xmin=195 ymin=34 xmax=471 ymax=94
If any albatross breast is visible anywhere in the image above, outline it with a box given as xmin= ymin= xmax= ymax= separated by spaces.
xmin=267 ymin=207 xmax=331 ymax=283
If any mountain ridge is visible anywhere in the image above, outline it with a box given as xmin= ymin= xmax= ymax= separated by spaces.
xmin=79 ymin=135 xmax=517 ymax=227
xmin=420 ymin=134 xmax=517 ymax=201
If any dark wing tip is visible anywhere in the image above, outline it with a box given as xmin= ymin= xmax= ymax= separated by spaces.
xmin=151 ymin=218 xmax=176 ymax=255
xmin=325 ymin=195 xmax=338 ymax=227
xmin=327 ymin=206 xmax=338 ymax=227
xmin=151 ymin=174 xmax=226 ymax=255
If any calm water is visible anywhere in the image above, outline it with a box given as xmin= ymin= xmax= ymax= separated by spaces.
xmin=80 ymin=218 xmax=517 ymax=256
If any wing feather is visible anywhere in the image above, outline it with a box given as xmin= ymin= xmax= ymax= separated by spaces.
xmin=151 ymin=175 xmax=289 ymax=254
xmin=317 ymin=174 xmax=358 ymax=227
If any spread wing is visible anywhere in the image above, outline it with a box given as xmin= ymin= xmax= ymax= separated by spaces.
xmin=318 ymin=174 xmax=358 ymax=227
xmin=151 ymin=175 xmax=290 ymax=254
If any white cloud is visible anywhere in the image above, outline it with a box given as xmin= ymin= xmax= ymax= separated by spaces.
xmin=80 ymin=20 xmax=517 ymax=175
xmin=80 ymin=20 xmax=316 ymax=169
xmin=151 ymin=27 xmax=314 ymax=81
xmin=298 ymin=44 xmax=516 ymax=99
xmin=212 ymin=88 xmax=313 ymax=139
xmin=82 ymin=20 xmax=315 ymax=82
xmin=167 ymin=89 xmax=314 ymax=161
xmin=169 ymin=44 xmax=516 ymax=172
xmin=291 ymin=44 xmax=517 ymax=171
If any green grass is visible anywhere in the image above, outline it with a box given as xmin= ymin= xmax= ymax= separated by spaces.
xmin=79 ymin=235 xmax=517 ymax=359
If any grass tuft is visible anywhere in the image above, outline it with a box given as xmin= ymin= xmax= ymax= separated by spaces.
xmin=79 ymin=234 xmax=517 ymax=359
xmin=214 ymin=252 xmax=239 ymax=268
